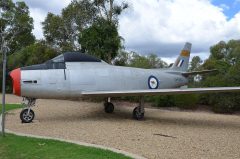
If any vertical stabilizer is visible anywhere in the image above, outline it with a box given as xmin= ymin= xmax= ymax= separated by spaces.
xmin=171 ymin=42 xmax=192 ymax=72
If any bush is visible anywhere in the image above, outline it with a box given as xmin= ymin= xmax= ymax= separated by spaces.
xmin=151 ymin=94 xmax=199 ymax=109
xmin=152 ymin=95 xmax=175 ymax=107
xmin=209 ymin=93 xmax=240 ymax=113
xmin=173 ymin=94 xmax=199 ymax=109
xmin=197 ymin=94 xmax=211 ymax=105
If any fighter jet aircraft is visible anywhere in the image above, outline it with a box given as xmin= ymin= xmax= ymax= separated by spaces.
xmin=9 ymin=42 xmax=240 ymax=123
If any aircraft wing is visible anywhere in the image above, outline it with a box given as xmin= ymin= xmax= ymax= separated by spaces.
xmin=82 ymin=87 xmax=240 ymax=97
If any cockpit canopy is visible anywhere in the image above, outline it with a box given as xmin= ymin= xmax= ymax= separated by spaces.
xmin=51 ymin=52 xmax=101 ymax=63
xmin=21 ymin=52 xmax=101 ymax=70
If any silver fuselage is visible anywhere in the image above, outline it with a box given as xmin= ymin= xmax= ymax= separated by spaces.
xmin=20 ymin=61 xmax=188 ymax=99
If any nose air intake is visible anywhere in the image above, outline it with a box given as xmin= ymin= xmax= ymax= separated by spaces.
xmin=9 ymin=68 xmax=21 ymax=96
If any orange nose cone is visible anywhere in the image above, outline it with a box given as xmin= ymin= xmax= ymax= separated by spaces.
xmin=10 ymin=68 xmax=21 ymax=96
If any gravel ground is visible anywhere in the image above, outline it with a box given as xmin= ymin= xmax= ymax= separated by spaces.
xmin=3 ymin=94 xmax=240 ymax=159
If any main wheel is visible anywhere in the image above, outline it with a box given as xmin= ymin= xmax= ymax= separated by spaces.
xmin=133 ymin=106 xmax=144 ymax=120
xmin=20 ymin=109 xmax=35 ymax=123
xmin=104 ymin=102 xmax=114 ymax=113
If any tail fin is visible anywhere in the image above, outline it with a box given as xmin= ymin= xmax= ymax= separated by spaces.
xmin=171 ymin=42 xmax=192 ymax=72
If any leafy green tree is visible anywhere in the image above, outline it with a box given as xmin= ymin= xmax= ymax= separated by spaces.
xmin=42 ymin=0 xmax=128 ymax=61
xmin=94 ymin=0 xmax=128 ymax=24
xmin=6 ymin=42 xmax=58 ymax=92
xmin=42 ymin=13 xmax=68 ymax=51
xmin=189 ymin=56 xmax=202 ymax=71
xmin=80 ymin=18 xmax=122 ymax=63
xmin=0 ymin=0 xmax=35 ymax=54
xmin=148 ymin=54 xmax=168 ymax=68
xmin=227 ymin=40 xmax=240 ymax=64
xmin=80 ymin=0 xmax=128 ymax=63
xmin=8 ymin=42 xmax=58 ymax=70
xmin=42 ymin=0 xmax=97 ymax=51
xmin=209 ymin=41 xmax=229 ymax=60
xmin=0 ymin=0 xmax=35 ymax=92
xmin=113 ymin=51 xmax=129 ymax=66
xmin=226 ymin=61 xmax=240 ymax=85
xmin=198 ymin=39 xmax=240 ymax=113
xmin=129 ymin=52 xmax=167 ymax=69
xmin=128 ymin=52 xmax=152 ymax=68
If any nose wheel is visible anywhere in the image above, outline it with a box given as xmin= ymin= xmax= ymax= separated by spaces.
xmin=20 ymin=109 xmax=35 ymax=123
xmin=20 ymin=97 xmax=36 ymax=123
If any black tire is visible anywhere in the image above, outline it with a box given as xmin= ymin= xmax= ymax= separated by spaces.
xmin=133 ymin=106 xmax=144 ymax=120
xmin=20 ymin=109 xmax=35 ymax=123
xmin=104 ymin=102 xmax=114 ymax=113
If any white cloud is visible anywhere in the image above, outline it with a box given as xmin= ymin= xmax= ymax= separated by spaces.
xmin=29 ymin=8 xmax=46 ymax=39
xmin=13 ymin=0 xmax=240 ymax=61
xmin=119 ymin=0 xmax=240 ymax=59
xmin=219 ymin=4 xmax=230 ymax=10
xmin=20 ymin=0 xmax=71 ymax=14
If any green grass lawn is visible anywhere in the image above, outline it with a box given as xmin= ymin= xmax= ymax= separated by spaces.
xmin=0 ymin=134 xmax=131 ymax=159
xmin=0 ymin=104 xmax=22 ymax=113
xmin=0 ymin=104 xmax=132 ymax=159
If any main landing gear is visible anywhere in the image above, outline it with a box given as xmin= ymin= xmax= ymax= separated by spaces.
xmin=20 ymin=97 xmax=36 ymax=123
xmin=132 ymin=97 xmax=145 ymax=120
xmin=104 ymin=97 xmax=114 ymax=113
xmin=104 ymin=97 xmax=145 ymax=120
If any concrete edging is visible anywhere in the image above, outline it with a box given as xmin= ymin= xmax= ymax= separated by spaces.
xmin=1 ymin=114 xmax=146 ymax=159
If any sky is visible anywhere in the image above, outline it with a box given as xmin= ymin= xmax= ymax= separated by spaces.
xmin=15 ymin=0 xmax=240 ymax=64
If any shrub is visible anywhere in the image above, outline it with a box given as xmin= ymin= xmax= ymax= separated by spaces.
xmin=173 ymin=94 xmax=199 ymax=109
xmin=152 ymin=95 xmax=175 ymax=107
xmin=209 ymin=93 xmax=240 ymax=113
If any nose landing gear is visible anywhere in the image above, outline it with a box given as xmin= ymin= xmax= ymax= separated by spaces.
xmin=20 ymin=109 xmax=35 ymax=123
xmin=20 ymin=97 xmax=36 ymax=123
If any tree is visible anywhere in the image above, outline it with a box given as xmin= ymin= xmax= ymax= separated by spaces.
xmin=0 ymin=0 xmax=35 ymax=54
xmin=42 ymin=13 xmax=70 ymax=51
xmin=42 ymin=0 xmax=97 ymax=51
xmin=8 ymin=42 xmax=58 ymax=70
xmin=129 ymin=52 xmax=167 ymax=69
xmin=85 ymin=0 xmax=128 ymax=63
xmin=128 ymin=52 xmax=152 ymax=68
xmin=227 ymin=40 xmax=240 ymax=64
xmin=148 ymin=54 xmax=168 ymax=68
xmin=189 ymin=56 xmax=202 ymax=71
xmin=6 ymin=42 xmax=58 ymax=92
xmin=209 ymin=41 xmax=229 ymax=60
xmin=197 ymin=39 xmax=240 ymax=113
xmin=42 ymin=0 xmax=128 ymax=62
xmin=0 ymin=0 xmax=35 ymax=93
xmin=80 ymin=18 xmax=121 ymax=63
xmin=113 ymin=51 xmax=129 ymax=66
xmin=94 ymin=0 xmax=128 ymax=24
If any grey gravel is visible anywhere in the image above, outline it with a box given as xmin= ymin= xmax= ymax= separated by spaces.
xmin=3 ymin=94 xmax=240 ymax=159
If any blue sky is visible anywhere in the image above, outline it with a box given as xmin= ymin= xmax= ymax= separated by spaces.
xmin=211 ymin=0 xmax=240 ymax=19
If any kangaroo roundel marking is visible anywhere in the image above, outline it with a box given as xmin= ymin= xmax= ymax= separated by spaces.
xmin=148 ymin=75 xmax=159 ymax=89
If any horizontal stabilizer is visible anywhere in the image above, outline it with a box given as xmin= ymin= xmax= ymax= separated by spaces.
xmin=181 ymin=69 xmax=218 ymax=77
